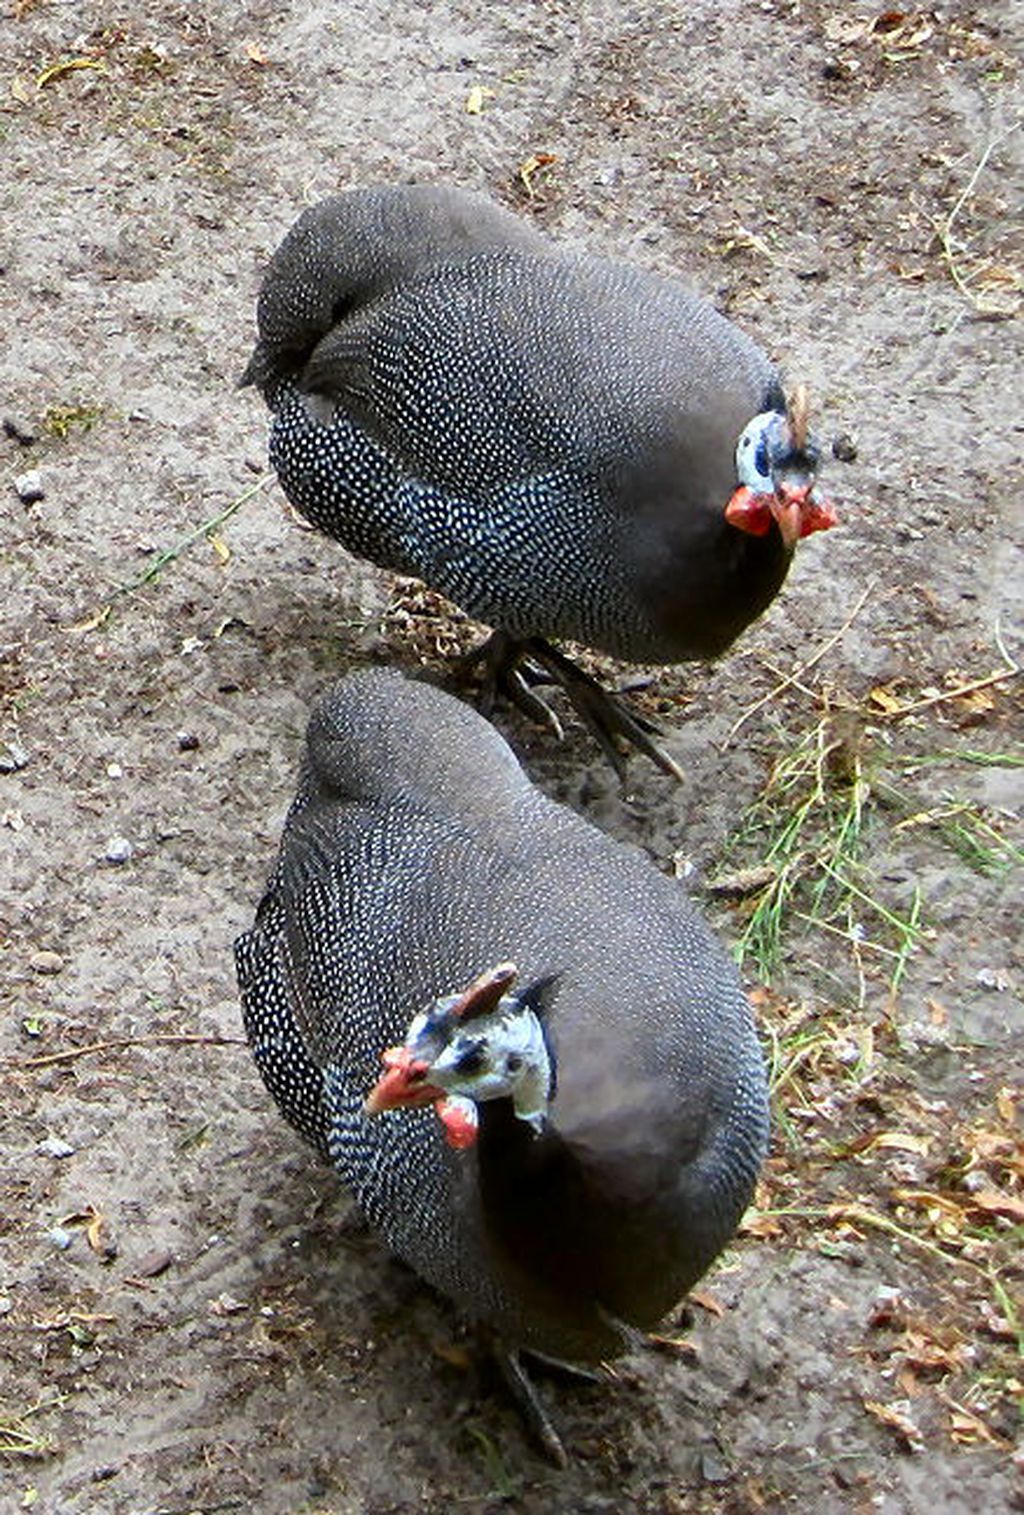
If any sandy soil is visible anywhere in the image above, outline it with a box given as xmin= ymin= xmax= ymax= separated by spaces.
xmin=2 ymin=1 xmax=1022 ymax=1511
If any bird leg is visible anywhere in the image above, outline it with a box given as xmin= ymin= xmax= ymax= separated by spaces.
xmin=459 ymin=631 xmax=685 ymax=784
xmin=483 ymin=1335 xmax=569 ymax=1468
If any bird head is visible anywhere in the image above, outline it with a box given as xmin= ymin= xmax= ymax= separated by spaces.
xmin=725 ymin=386 xmax=837 ymax=549
xmin=364 ymin=962 xmax=555 ymax=1149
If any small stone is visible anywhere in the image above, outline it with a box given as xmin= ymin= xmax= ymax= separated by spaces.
xmin=48 ymin=1226 xmax=74 ymax=1250
xmin=832 ymin=431 xmax=859 ymax=463
xmin=106 ymin=762 xmax=123 ymax=779
xmin=135 ymin=1247 xmax=173 ymax=1278
xmin=177 ymin=730 xmax=200 ymax=752
xmin=0 ymin=739 xmax=30 ymax=772
xmin=38 ymin=1136 xmax=76 ymax=1159
xmin=29 ymin=949 xmax=64 ymax=975
xmin=104 ymin=836 xmax=133 ymax=865
xmin=0 ymin=1296 xmax=13 ymax=1315
xmin=976 ymin=967 xmax=1009 ymax=992
xmin=3 ymin=415 xmax=37 ymax=446
xmin=208 ymin=1291 xmax=247 ymax=1316
xmin=14 ymin=469 xmax=45 ymax=504
xmin=700 ymin=1447 xmax=731 ymax=1484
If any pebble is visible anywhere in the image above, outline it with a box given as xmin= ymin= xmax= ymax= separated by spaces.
xmin=3 ymin=415 xmax=37 ymax=446
xmin=14 ymin=469 xmax=45 ymax=504
xmin=0 ymin=738 xmax=30 ymax=772
xmin=38 ymin=1136 xmax=76 ymax=1159
xmin=48 ymin=1226 xmax=74 ymax=1250
xmin=29 ymin=949 xmax=64 ymax=975
xmin=134 ymin=1247 xmax=173 ymax=1278
xmin=104 ymin=836 xmax=133 ymax=864
xmin=700 ymin=1447 xmax=731 ymax=1484
xmin=831 ymin=431 xmax=859 ymax=463
xmin=0 ymin=1296 xmax=12 ymax=1315
xmin=177 ymin=730 xmax=200 ymax=752
xmin=208 ymin=1291 xmax=247 ymax=1316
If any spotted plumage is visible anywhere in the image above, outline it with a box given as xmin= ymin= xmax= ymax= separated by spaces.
xmin=244 ymin=185 xmax=832 ymax=678
xmin=235 ymin=668 xmax=769 ymax=1368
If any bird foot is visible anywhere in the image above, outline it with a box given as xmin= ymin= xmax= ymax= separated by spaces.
xmin=487 ymin=1339 xmax=569 ymax=1467
xmin=459 ymin=631 xmax=685 ymax=784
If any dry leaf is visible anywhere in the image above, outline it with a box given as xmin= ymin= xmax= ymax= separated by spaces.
xmin=37 ymin=58 xmax=105 ymax=88
xmin=244 ymin=41 xmax=269 ymax=65
xmin=208 ymin=531 xmax=230 ymax=564
xmin=864 ymin=1398 xmax=924 ymax=1450
xmin=738 ymin=1210 xmax=783 ymax=1239
xmin=86 ymin=1210 xmax=117 ymax=1261
xmin=65 ymin=604 xmax=111 ymax=634
xmin=706 ymin=864 xmax=776 ymax=899
xmin=967 ymin=1188 xmax=1024 ymax=1223
xmin=518 ymin=151 xmax=558 ymax=195
xmin=648 ymin=1332 xmax=700 ymax=1360
xmin=690 ymin=1289 xmax=725 ymax=1317
xmin=868 ymin=685 xmax=905 ymax=713
xmin=927 ymin=998 xmax=949 ymax=1027
xmin=893 ymin=1189 xmax=965 ymax=1218
xmin=995 ymin=1086 xmax=1017 ymax=1125
xmin=464 ymin=85 xmax=491 ymax=114
xmin=871 ymin=1131 xmax=932 ymax=1156
xmin=947 ymin=1402 xmax=1009 ymax=1448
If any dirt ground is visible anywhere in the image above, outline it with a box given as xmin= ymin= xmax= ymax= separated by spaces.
xmin=2 ymin=1 xmax=1022 ymax=1511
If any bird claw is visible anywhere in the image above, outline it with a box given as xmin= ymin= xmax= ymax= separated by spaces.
xmin=489 ymin=1340 xmax=569 ymax=1467
xmin=459 ymin=632 xmax=685 ymax=784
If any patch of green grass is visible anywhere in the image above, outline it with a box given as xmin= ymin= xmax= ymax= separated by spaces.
xmin=0 ymin=1397 xmax=62 ymax=1460
xmin=726 ymin=718 xmax=925 ymax=992
xmin=721 ymin=721 xmax=1019 ymax=991
xmin=938 ymin=748 xmax=1024 ymax=769
xmin=40 ymin=403 xmax=105 ymax=439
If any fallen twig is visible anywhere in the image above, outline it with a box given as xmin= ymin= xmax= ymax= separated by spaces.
xmin=932 ymin=123 xmax=1021 ymax=312
xmin=13 ymin=1032 xmax=245 ymax=1071
xmin=880 ymin=665 xmax=1020 ymax=723
xmin=724 ymin=581 xmax=875 ymax=745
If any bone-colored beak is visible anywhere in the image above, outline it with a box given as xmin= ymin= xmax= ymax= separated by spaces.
xmin=364 ymin=1047 xmax=444 ymax=1114
xmin=770 ymin=482 xmax=809 ymax=550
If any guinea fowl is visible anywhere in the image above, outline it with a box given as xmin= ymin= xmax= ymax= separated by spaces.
xmin=242 ymin=183 xmax=836 ymax=777
xmin=235 ymin=668 xmax=769 ymax=1461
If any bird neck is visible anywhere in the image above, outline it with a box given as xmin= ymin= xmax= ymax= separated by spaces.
xmin=643 ymin=506 xmax=794 ymax=661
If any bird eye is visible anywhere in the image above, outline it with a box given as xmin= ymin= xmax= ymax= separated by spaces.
xmin=453 ymin=1038 xmax=487 ymax=1076
xmin=505 ymin=1053 xmax=522 ymax=1074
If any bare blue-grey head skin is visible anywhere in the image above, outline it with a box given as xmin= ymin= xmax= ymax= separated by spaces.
xmin=235 ymin=668 xmax=769 ymax=1460
xmin=242 ymin=185 xmax=835 ymax=777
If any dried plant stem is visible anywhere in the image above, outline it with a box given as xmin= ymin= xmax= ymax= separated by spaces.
xmin=14 ymin=1032 xmax=245 ymax=1072
xmin=725 ymin=581 xmax=875 ymax=745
